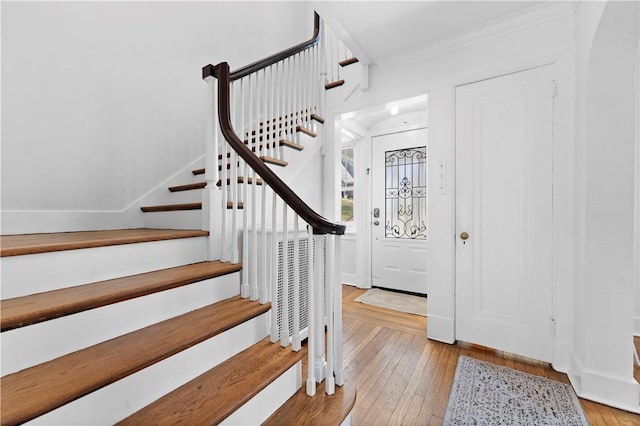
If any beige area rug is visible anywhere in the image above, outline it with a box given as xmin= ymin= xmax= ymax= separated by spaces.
xmin=354 ymin=288 xmax=426 ymax=316
xmin=444 ymin=356 xmax=589 ymax=425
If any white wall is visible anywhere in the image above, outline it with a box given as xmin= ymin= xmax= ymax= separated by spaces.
xmin=569 ymin=1 xmax=640 ymax=412
xmin=1 ymin=1 xmax=309 ymax=233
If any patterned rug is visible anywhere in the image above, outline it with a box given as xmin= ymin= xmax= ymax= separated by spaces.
xmin=444 ymin=356 xmax=589 ymax=425
xmin=354 ymin=288 xmax=426 ymax=316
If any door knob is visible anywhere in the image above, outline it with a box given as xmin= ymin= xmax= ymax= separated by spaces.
xmin=460 ymin=232 xmax=469 ymax=240
xmin=373 ymin=220 xmax=380 ymax=226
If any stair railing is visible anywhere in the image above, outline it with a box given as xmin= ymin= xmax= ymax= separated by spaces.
xmin=202 ymin=12 xmax=351 ymax=397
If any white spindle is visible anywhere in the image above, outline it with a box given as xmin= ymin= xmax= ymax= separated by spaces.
xmin=249 ymin=74 xmax=259 ymax=301
xmin=230 ymin=82 xmax=238 ymax=264
xmin=260 ymin=181 xmax=268 ymax=303
xmin=306 ymin=225 xmax=317 ymax=397
xmin=334 ymin=235 xmax=344 ymax=386
xmin=281 ymin=203 xmax=290 ymax=347
xmin=270 ymin=191 xmax=279 ymax=343
xmin=325 ymin=234 xmax=335 ymax=395
xmin=312 ymin=233 xmax=326 ymax=384
xmin=292 ymin=214 xmax=301 ymax=351
xmin=240 ymin=78 xmax=249 ymax=296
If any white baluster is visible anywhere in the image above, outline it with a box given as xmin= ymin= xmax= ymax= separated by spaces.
xmin=221 ymin=84 xmax=229 ymax=262
xmin=306 ymin=225 xmax=316 ymax=397
xmin=230 ymin=81 xmax=238 ymax=264
xmin=313 ymin=233 xmax=326 ymax=384
xmin=260 ymin=181 xmax=268 ymax=303
xmin=334 ymin=235 xmax=344 ymax=386
xmin=292 ymin=214 xmax=301 ymax=352
xmin=249 ymin=74 xmax=259 ymax=302
xmin=240 ymin=78 xmax=249 ymax=296
xmin=325 ymin=234 xmax=335 ymax=395
xmin=281 ymin=203 xmax=290 ymax=347
xmin=270 ymin=191 xmax=279 ymax=343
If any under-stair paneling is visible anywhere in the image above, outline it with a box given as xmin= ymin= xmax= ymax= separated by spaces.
xmin=2 ymin=272 xmax=240 ymax=375
xmin=1 ymin=237 xmax=208 ymax=298
xmin=27 ymin=313 xmax=269 ymax=425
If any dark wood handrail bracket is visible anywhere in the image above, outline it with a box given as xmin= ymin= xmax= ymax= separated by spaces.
xmin=202 ymin=11 xmax=345 ymax=236
xmin=214 ymin=62 xmax=345 ymax=236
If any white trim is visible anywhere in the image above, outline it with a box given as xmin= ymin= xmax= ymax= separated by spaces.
xmin=426 ymin=314 xmax=455 ymax=343
xmin=569 ymin=351 xmax=640 ymax=414
xmin=375 ymin=1 xmax=577 ymax=72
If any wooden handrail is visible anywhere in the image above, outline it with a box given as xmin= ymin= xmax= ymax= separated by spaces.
xmin=202 ymin=12 xmax=320 ymax=81
xmin=212 ymin=62 xmax=345 ymax=236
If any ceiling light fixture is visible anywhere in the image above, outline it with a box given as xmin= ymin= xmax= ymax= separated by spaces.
xmin=390 ymin=106 xmax=399 ymax=115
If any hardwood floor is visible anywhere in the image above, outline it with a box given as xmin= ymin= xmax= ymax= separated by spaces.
xmin=341 ymin=285 xmax=640 ymax=426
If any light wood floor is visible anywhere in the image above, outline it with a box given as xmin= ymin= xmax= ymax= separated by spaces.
xmin=342 ymin=285 xmax=640 ymax=426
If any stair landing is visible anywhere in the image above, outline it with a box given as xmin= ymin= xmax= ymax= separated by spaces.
xmin=0 ymin=229 xmax=209 ymax=257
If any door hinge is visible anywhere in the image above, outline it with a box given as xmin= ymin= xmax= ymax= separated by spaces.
xmin=551 ymin=80 xmax=558 ymax=98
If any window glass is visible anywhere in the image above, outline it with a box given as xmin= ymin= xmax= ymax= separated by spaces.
xmin=341 ymin=147 xmax=355 ymax=222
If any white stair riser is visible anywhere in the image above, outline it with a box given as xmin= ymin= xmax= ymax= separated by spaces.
xmin=156 ymin=187 xmax=203 ymax=205
xmin=2 ymin=272 xmax=240 ymax=375
xmin=143 ymin=209 xmax=203 ymax=230
xmin=222 ymin=361 xmax=302 ymax=425
xmin=1 ymin=237 xmax=208 ymax=298
xmin=27 ymin=313 xmax=269 ymax=425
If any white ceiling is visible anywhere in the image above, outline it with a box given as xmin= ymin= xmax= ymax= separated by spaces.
xmin=323 ymin=1 xmax=544 ymax=64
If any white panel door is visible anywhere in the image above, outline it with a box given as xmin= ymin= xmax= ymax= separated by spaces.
xmin=455 ymin=66 xmax=553 ymax=362
xmin=371 ymin=128 xmax=428 ymax=294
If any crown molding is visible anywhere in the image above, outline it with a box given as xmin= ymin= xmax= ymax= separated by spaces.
xmin=375 ymin=1 xmax=578 ymax=72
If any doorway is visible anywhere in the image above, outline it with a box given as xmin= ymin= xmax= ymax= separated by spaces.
xmin=455 ymin=65 xmax=554 ymax=362
xmin=370 ymin=128 xmax=428 ymax=294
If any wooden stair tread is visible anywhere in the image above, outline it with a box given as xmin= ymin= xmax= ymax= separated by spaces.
xmin=117 ymin=339 xmax=306 ymax=425
xmin=168 ymin=182 xmax=207 ymax=192
xmin=0 ymin=229 xmax=208 ymax=257
xmin=325 ymin=80 xmax=345 ymax=90
xmin=0 ymin=261 xmax=241 ymax=332
xmin=310 ymin=113 xmax=325 ymax=124
xmin=140 ymin=202 xmax=202 ymax=213
xmin=339 ymin=57 xmax=359 ymax=67
xmin=260 ymin=156 xmax=288 ymax=167
xmin=279 ymin=139 xmax=304 ymax=151
xmin=0 ymin=296 xmax=270 ymax=425
xmin=296 ymin=125 xmax=317 ymax=138
xmin=192 ymin=168 xmax=205 ymax=175
xmin=263 ymin=376 xmax=356 ymax=426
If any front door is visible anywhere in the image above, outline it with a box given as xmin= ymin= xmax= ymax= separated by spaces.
xmin=455 ymin=66 xmax=554 ymax=362
xmin=371 ymin=128 xmax=428 ymax=294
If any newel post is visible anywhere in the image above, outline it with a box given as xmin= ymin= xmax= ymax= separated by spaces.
xmin=202 ymin=65 xmax=223 ymax=261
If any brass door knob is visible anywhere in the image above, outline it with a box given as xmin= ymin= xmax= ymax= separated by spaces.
xmin=460 ymin=232 xmax=469 ymax=240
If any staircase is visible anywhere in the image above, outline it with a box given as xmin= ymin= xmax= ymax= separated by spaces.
xmin=1 ymin=11 xmax=360 ymax=425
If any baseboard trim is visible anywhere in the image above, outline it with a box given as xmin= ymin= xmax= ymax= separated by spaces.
xmin=427 ymin=314 xmax=455 ymax=344
xmin=569 ymin=351 xmax=640 ymax=413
